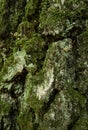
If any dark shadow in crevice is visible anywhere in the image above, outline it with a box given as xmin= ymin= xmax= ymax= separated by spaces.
xmin=67 ymin=116 xmax=80 ymax=130
xmin=26 ymin=0 xmax=42 ymax=33
xmin=71 ymin=39 xmax=80 ymax=82
xmin=12 ymin=68 xmax=28 ymax=84
xmin=1 ymin=68 xmax=28 ymax=130
xmin=9 ymin=100 xmax=20 ymax=130
xmin=9 ymin=68 xmax=28 ymax=99
xmin=39 ymin=89 xmax=58 ymax=120
xmin=41 ymin=34 xmax=65 ymax=45
xmin=31 ymin=89 xmax=59 ymax=130
xmin=0 ymin=116 xmax=4 ymax=130
xmin=29 ymin=108 xmax=39 ymax=130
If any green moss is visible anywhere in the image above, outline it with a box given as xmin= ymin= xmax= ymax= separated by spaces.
xmin=17 ymin=21 xmax=34 ymax=37
xmin=38 ymin=88 xmax=86 ymax=130
xmin=0 ymin=95 xmax=11 ymax=115
xmin=0 ymin=0 xmax=10 ymax=38
xmin=25 ymin=0 xmax=39 ymax=19
xmin=17 ymin=109 xmax=34 ymax=130
xmin=15 ymin=33 xmax=45 ymax=68
xmin=67 ymin=88 xmax=86 ymax=109
xmin=64 ymin=0 xmax=88 ymax=20
xmin=23 ymin=72 xmax=44 ymax=112
xmin=72 ymin=111 xmax=88 ymax=130
xmin=10 ymin=0 xmax=26 ymax=32
xmin=0 ymin=52 xmax=14 ymax=82
xmin=17 ymin=73 xmax=44 ymax=129
xmin=39 ymin=1 xmax=65 ymax=35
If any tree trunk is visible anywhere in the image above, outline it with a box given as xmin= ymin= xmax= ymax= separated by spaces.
xmin=0 ymin=0 xmax=88 ymax=130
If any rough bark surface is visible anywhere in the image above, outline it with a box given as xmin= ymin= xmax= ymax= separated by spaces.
xmin=0 ymin=0 xmax=88 ymax=130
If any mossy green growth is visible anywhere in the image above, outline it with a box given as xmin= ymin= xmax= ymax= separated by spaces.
xmin=17 ymin=108 xmax=35 ymax=130
xmin=0 ymin=96 xmax=11 ymax=130
xmin=38 ymin=90 xmax=71 ymax=130
xmin=0 ymin=0 xmax=10 ymax=38
xmin=15 ymin=33 xmax=45 ymax=67
xmin=72 ymin=111 xmax=88 ymax=130
xmin=74 ymin=29 xmax=88 ymax=95
xmin=67 ymin=88 xmax=86 ymax=109
xmin=17 ymin=21 xmax=34 ymax=38
xmin=25 ymin=0 xmax=39 ymax=19
xmin=64 ymin=0 xmax=88 ymax=20
xmin=0 ymin=95 xmax=11 ymax=115
xmin=17 ymin=72 xmax=44 ymax=129
xmin=9 ymin=0 xmax=26 ymax=32
xmin=0 ymin=49 xmax=26 ymax=82
xmin=38 ymin=88 xmax=86 ymax=130
xmin=23 ymin=72 xmax=44 ymax=113
xmin=16 ymin=33 xmax=44 ymax=51
xmin=39 ymin=2 xmax=65 ymax=35
xmin=0 ymin=53 xmax=14 ymax=82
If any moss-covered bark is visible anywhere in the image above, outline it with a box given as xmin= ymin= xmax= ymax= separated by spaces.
xmin=0 ymin=0 xmax=88 ymax=130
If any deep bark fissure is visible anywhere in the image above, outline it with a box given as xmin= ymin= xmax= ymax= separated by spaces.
xmin=67 ymin=116 xmax=80 ymax=130
xmin=39 ymin=88 xmax=59 ymax=120
xmin=0 ymin=116 xmax=4 ymax=130
xmin=9 ymin=100 xmax=20 ymax=130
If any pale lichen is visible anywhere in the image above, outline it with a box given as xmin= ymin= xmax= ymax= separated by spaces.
xmin=36 ymin=67 xmax=54 ymax=100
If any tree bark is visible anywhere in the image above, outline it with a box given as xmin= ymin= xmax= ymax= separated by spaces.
xmin=0 ymin=0 xmax=88 ymax=130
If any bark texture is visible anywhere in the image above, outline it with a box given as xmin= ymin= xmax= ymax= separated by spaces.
xmin=0 ymin=0 xmax=88 ymax=130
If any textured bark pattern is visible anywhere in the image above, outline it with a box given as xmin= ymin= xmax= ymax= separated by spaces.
xmin=0 ymin=0 xmax=88 ymax=130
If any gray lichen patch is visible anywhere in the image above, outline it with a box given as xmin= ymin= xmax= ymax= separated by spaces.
xmin=36 ymin=67 xmax=54 ymax=100
xmin=2 ymin=50 xmax=26 ymax=82
xmin=38 ymin=89 xmax=86 ymax=130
